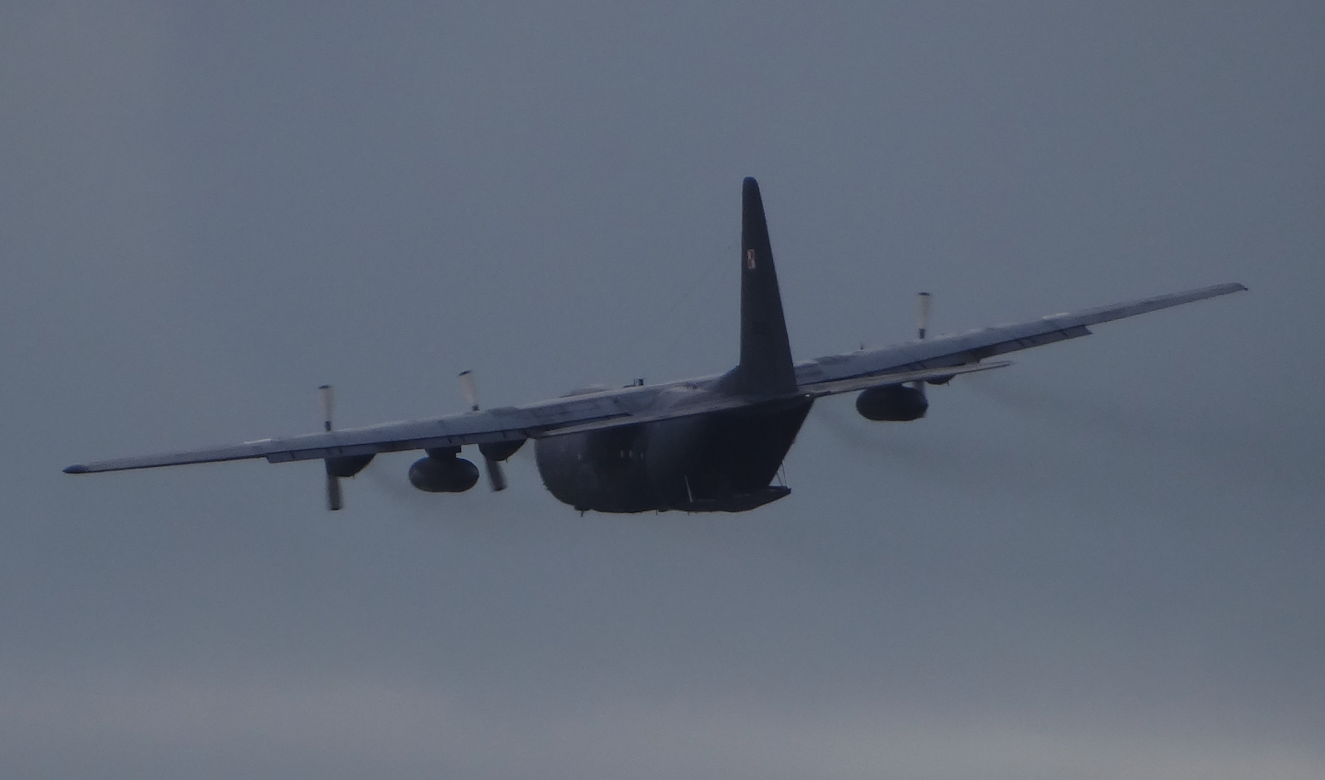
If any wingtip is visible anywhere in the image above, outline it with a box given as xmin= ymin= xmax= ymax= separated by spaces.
xmin=64 ymin=464 xmax=90 ymax=474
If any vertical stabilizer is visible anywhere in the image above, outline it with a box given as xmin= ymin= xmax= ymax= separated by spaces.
xmin=738 ymin=177 xmax=797 ymax=396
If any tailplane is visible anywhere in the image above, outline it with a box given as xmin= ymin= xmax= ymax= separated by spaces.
xmin=737 ymin=177 xmax=797 ymax=396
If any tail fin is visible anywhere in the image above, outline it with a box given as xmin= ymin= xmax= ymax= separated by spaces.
xmin=737 ymin=177 xmax=797 ymax=396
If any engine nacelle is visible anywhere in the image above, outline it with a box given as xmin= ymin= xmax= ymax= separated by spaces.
xmin=325 ymin=454 xmax=374 ymax=478
xmin=408 ymin=454 xmax=480 ymax=493
xmin=478 ymin=439 xmax=525 ymax=462
xmin=856 ymin=384 xmax=929 ymax=422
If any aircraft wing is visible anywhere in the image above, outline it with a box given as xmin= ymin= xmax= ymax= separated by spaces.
xmin=64 ymin=386 xmax=665 ymax=473
xmin=65 ymin=283 xmax=1244 ymax=475
xmin=793 ymin=282 xmax=1246 ymax=397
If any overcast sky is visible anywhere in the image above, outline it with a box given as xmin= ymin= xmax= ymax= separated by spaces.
xmin=3 ymin=2 xmax=1323 ymax=778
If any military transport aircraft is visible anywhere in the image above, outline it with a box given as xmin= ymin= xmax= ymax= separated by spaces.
xmin=65 ymin=178 xmax=1245 ymax=513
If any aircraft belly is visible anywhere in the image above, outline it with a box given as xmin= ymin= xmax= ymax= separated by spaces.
xmin=534 ymin=399 xmax=812 ymax=514
xmin=535 ymin=426 xmax=655 ymax=513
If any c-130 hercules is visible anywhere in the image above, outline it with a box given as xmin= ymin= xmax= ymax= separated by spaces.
xmin=65 ymin=178 xmax=1245 ymax=513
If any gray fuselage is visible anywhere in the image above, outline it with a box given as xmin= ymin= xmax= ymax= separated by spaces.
xmin=534 ymin=395 xmax=812 ymax=513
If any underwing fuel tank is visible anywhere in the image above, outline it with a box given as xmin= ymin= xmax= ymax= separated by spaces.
xmin=408 ymin=451 xmax=480 ymax=493
xmin=856 ymin=384 xmax=928 ymax=421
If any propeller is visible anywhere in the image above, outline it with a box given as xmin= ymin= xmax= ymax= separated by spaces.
xmin=316 ymin=385 xmax=378 ymax=511
xmin=458 ymin=369 xmax=480 ymax=413
xmin=319 ymin=384 xmax=343 ymax=510
xmin=916 ymin=291 xmax=931 ymax=340
xmin=459 ymin=370 xmax=509 ymax=492
xmin=913 ymin=292 xmax=931 ymax=397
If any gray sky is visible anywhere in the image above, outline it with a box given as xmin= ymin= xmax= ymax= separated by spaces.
xmin=3 ymin=2 xmax=1323 ymax=777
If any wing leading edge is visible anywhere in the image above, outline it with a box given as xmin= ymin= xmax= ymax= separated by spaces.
xmin=64 ymin=388 xmax=656 ymax=473
xmin=65 ymin=283 xmax=1245 ymax=475
xmin=793 ymin=282 xmax=1246 ymax=395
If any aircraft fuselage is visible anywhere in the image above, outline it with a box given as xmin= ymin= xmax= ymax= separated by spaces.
xmin=59 ymin=177 xmax=1246 ymax=515
xmin=534 ymin=397 xmax=812 ymax=513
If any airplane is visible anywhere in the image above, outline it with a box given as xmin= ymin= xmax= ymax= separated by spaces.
xmin=65 ymin=177 xmax=1246 ymax=513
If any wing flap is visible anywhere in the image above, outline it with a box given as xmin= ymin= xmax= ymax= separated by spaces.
xmin=797 ymin=283 xmax=1244 ymax=394
xmin=801 ymin=360 xmax=1012 ymax=397
xmin=65 ymin=392 xmax=640 ymax=474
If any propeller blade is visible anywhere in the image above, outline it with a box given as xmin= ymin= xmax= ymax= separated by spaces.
xmin=326 ymin=471 xmax=344 ymax=511
xmin=458 ymin=370 xmax=480 ymax=412
xmin=916 ymin=292 xmax=932 ymax=340
xmin=319 ymin=384 xmax=335 ymax=431
xmin=914 ymin=293 xmax=932 ymax=396
xmin=321 ymin=384 xmax=343 ymax=510
xmin=485 ymin=456 xmax=508 ymax=492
